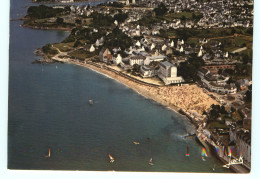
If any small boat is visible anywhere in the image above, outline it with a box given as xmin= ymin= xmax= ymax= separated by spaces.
xmin=212 ymin=164 xmax=216 ymax=171
xmin=201 ymin=147 xmax=208 ymax=161
xmin=133 ymin=141 xmax=140 ymax=145
xmin=108 ymin=153 xmax=115 ymax=163
xmin=45 ymin=148 xmax=51 ymax=158
xmin=183 ymin=133 xmax=196 ymax=139
xmin=185 ymin=145 xmax=190 ymax=157
xmin=149 ymin=158 xmax=154 ymax=165
xmin=89 ymin=100 xmax=93 ymax=105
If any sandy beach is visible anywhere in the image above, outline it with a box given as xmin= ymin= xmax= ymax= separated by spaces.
xmin=53 ymin=56 xmax=219 ymax=124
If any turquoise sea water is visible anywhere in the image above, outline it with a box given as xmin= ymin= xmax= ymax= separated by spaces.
xmin=8 ymin=0 xmax=232 ymax=172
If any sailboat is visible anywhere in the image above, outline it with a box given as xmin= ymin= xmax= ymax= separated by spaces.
xmin=108 ymin=153 xmax=115 ymax=163
xmin=149 ymin=158 xmax=154 ymax=165
xmin=212 ymin=164 xmax=216 ymax=171
xmin=185 ymin=145 xmax=190 ymax=157
xmin=45 ymin=148 xmax=51 ymax=158
xmin=201 ymin=147 xmax=208 ymax=161
xmin=89 ymin=100 xmax=93 ymax=105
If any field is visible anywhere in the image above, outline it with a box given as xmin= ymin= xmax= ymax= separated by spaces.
xmin=53 ymin=42 xmax=74 ymax=52
xmin=68 ymin=48 xmax=98 ymax=60
xmin=164 ymin=12 xmax=202 ymax=21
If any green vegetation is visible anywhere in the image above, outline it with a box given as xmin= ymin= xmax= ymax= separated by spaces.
xmin=154 ymin=3 xmax=168 ymax=16
xmin=207 ymin=121 xmax=229 ymax=129
xmin=68 ymin=48 xmax=98 ymax=60
xmin=42 ymin=44 xmax=58 ymax=55
xmin=62 ymin=27 xmax=106 ymax=44
xmin=91 ymin=11 xmax=128 ymax=27
xmin=215 ymin=35 xmax=253 ymax=52
xmin=173 ymin=27 xmax=253 ymax=41
xmin=177 ymin=54 xmax=205 ymax=81
xmin=164 ymin=12 xmax=202 ymax=21
xmin=137 ymin=10 xmax=202 ymax=28
xmin=245 ymin=85 xmax=252 ymax=102
xmin=27 ymin=5 xmax=70 ymax=19
xmin=208 ymin=104 xmax=227 ymax=121
xmin=136 ymin=15 xmax=162 ymax=28
xmin=53 ymin=42 xmax=74 ymax=52
xmin=104 ymin=27 xmax=133 ymax=50
xmin=113 ymin=12 xmax=128 ymax=23
xmin=205 ymin=103 xmax=243 ymax=130
xmin=102 ymin=2 xmax=124 ymax=8
xmin=82 ymin=18 xmax=93 ymax=26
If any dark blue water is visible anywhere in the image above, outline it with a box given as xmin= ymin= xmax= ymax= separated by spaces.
xmin=8 ymin=0 xmax=232 ymax=172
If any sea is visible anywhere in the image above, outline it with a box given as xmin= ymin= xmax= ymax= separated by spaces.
xmin=8 ymin=0 xmax=232 ymax=173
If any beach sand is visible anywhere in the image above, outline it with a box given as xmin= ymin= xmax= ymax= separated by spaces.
xmin=60 ymin=58 xmax=219 ymax=123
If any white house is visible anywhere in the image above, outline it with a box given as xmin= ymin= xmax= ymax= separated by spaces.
xmin=135 ymin=41 xmax=141 ymax=47
xmin=170 ymin=40 xmax=174 ymax=47
xmin=144 ymin=55 xmax=165 ymax=65
xmin=89 ymin=45 xmax=95 ymax=52
xmin=161 ymin=44 xmax=167 ymax=51
xmin=150 ymin=43 xmax=155 ymax=50
xmin=198 ymin=46 xmax=203 ymax=57
xmin=114 ymin=20 xmax=118 ymax=26
xmin=179 ymin=46 xmax=184 ymax=53
xmin=224 ymin=52 xmax=229 ymax=58
xmin=129 ymin=55 xmax=146 ymax=66
xmin=114 ymin=54 xmax=122 ymax=65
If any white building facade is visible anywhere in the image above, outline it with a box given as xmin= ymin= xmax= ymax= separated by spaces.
xmin=158 ymin=61 xmax=184 ymax=85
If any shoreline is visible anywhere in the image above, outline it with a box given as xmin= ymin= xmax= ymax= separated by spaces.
xmin=49 ymin=57 xmax=251 ymax=173
xmin=21 ymin=23 xmax=73 ymax=31
xmin=51 ymin=57 xmax=217 ymax=126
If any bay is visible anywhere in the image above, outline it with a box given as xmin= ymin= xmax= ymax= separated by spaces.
xmin=8 ymin=0 xmax=231 ymax=173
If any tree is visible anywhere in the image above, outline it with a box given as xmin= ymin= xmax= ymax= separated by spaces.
xmin=104 ymin=27 xmax=133 ymax=50
xmin=27 ymin=5 xmax=67 ymax=19
xmin=153 ymin=3 xmax=168 ymax=16
xmin=181 ymin=15 xmax=186 ymax=21
xmin=73 ymin=40 xmax=81 ymax=48
xmin=56 ymin=17 xmax=64 ymax=25
xmin=75 ymin=19 xmax=82 ymax=24
xmin=245 ymin=85 xmax=252 ymax=102
xmin=132 ymin=64 xmax=140 ymax=73
xmin=113 ymin=13 xmax=128 ymax=23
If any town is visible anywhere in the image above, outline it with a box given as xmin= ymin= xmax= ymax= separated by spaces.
xmin=27 ymin=0 xmax=253 ymax=172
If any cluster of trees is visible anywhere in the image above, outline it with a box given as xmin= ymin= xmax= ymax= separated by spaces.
xmin=27 ymin=5 xmax=70 ymax=19
xmin=91 ymin=11 xmax=128 ymax=27
xmin=91 ymin=12 xmax=113 ymax=26
xmin=136 ymin=14 xmax=161 ymax=28
xmin=176 ymin=27 xmax=252 ymax=41
xmin=177 ymin=54 xmax=205 ymax=81
xmin=153 ymin=3 xmax=168 ymax=16
xmin=42 ymin=44 xmax=58 ymax=55
xmin=208 ymin=104 xmax=227 ymax=121
xmin=132 ymin=64 xmax=141 ymax=76
xmin=106 ymin=2 xmax=124 ymax=8
xmin=63 ymin=27 xmax=105 ymax=44
xmin=113 ymin=12 xmax=128 ymax=23
xmin=245 ymin=85 xmax=252 ymax=102
xmin=234 ymin=63 xmax=252 ymax=77
xmin=192 ymin=12 xmax=203 ymax=22
xmin=104 ymin=27 xmax=133 ymax=50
